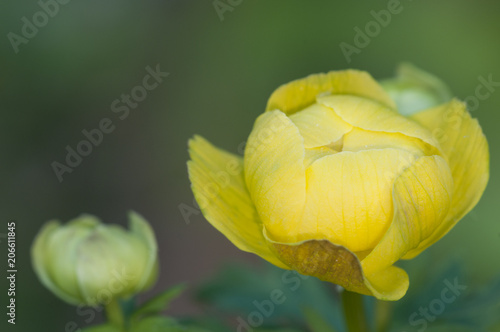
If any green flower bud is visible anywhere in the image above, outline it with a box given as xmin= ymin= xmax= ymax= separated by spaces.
xmin=380 ymin=63 xmax=452 ymax=116
xmin=32 ymin=212 xmax=158 ymax=306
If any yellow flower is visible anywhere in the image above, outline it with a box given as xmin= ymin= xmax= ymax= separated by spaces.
xmin=188 ymin=69 xmax=489 ymax=300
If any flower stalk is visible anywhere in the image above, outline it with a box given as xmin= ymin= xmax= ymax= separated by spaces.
xmin=105 ymin=299 xmax=125 ymax=329
xmin=342 ymin=290 xmax=369 ymax=332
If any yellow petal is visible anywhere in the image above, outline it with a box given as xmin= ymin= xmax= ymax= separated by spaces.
xmin=289 ymin=103 xmax=352 ymax=148
xmin=188 ymin=135 xmax=288 ymax=269
xmin=301 ymin=149 xmax=419 ymax=252
xmin=361 ymin=155 xmax=453 ymax=277
xmin=364 ymin=265 xmax=409 ymax=301
xmin=343 ymin=128 xmax=432 ymax=156
xmin=404 ymin=100 xmax=489 ymax=258
xmin=266 ymin=70 xmax=396 ymax=115
xmin=244 ymin=110 xmax=307 ymax=241
xmin=304 ymin=146 xmax=338 ymax=168
xmin=318 ymin=95 xmax=441 ymax=151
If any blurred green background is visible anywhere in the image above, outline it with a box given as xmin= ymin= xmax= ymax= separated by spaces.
xmin=0 ymin=0 xmax=499 ymax=331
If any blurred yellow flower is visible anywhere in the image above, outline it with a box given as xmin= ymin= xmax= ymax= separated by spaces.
xmin=188 ymin=69 xmax=489 ymax=300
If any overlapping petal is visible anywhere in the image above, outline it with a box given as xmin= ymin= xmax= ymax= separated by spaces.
xmin=32 ymin=220 xmax=83 ymax=305
xmin=318 ymin=95 xmax=441 ymax=151
xmin=269 ymin=239 xmax=373 ymax=296
xmin=343 ymin=128 xmax=432 ymax=156
xmin=403 ymin=100 xmax=489 ymax=258
xmin=244 ymin=110 xmax=307 ymax=242
xmin=266 ymin=235 xmax=409 ymax=301
xmin=361 ymin=155 xmax=453 ymax=278
xmin=302 ymin=148 xmax=420 ymax=252
xmin=129 ymin=212 xmax=160 ymax=292
xmin=266 ymin=70 xmax=396 ymax=115
xmin=44 ymin=217 xmax=99 ymax=303
xmin=188 ymin=136 xmax=289 ymax=269
xmin=76 ymin=225 xmax=151 ymax=304
xmin=289 ymin=103 xmax=352 ymax=148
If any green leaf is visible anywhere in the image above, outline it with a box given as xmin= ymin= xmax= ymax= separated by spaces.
xmin=196 ymin=262 xmax=344 ymax=331
xmin=253 ymin=329 xmax=304 ymax=332
xmin=303 ymin=306 xmax=338 ymax=332
xmin=423 ymin=324 xmax=478 ymax=332
xmin=440 ymin=276 xmax=500 ymax=327
xmin=129 ymin=316 xmax=178 ymax=332
xmin=132 ymin=284 xmax=187 ymax=320
xmin=130 ymin=316 xmax=211 ymax=332
xmin=179 ymin=317 xmax=233 ymax=332
xmin=488 ymin=322 xmax=500 ymax=332
xmin=391 ymin=256 xmax=500 ymax=331
xmin=81 ymin=323 xmax=124 ymax=332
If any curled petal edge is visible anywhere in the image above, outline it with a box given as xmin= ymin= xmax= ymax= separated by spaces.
xmin=264 ymin=230 xmax=409 ymax=301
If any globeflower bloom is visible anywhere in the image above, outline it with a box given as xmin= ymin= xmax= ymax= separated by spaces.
xmin=188 ymin=69 xmax=488 ymax=300
xmin=32 ymin=212 xmax=158 ymax=306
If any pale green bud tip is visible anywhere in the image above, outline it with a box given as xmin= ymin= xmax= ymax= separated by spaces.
xmin=380 ymin=63 xmax=452 ymax=116
xmin=31 ymin=212 xmax=159 ymax=307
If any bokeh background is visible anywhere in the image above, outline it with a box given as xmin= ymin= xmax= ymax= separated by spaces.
xmin=0 ymin=0 xmax=499 ymax=331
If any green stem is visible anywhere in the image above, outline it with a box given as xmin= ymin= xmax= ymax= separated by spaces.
xmin=375 ymin=299 xmax=392 ymax=332
xmin=105 ymin=299 xmax=125 ymax=328
xmin=341 ymin=290 xmax=369 ymax=332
